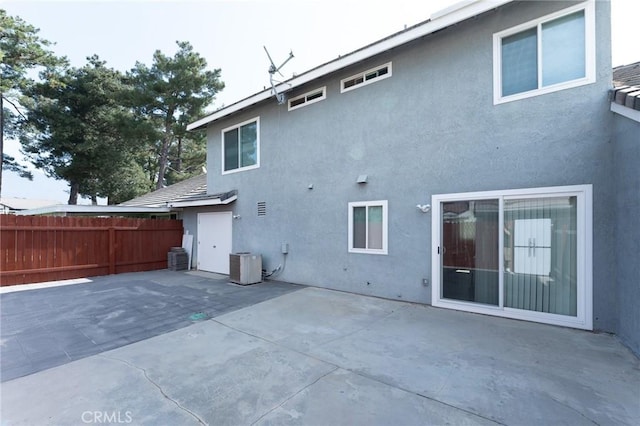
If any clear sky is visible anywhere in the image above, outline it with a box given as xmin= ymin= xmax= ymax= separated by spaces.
xmin=2 ymin=0 xmax=639 ymax=204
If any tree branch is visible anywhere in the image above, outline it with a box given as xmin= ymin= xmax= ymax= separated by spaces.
xmin=1 ymin=95 xmax=28 ymax=121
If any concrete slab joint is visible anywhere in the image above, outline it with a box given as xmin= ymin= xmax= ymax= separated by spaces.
xmin=1 ymin=272 xmax=638 ymax=425
xmin=98 ymin=354 xmax=207 ymax=426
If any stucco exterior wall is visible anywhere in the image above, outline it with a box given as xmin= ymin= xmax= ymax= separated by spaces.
xmin=204 ymin=2 xmax=616 ymax=331
xmin=613 ymin=113 xmax=640 ymax=355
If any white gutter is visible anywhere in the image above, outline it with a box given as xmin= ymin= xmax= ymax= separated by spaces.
xmin=15 ymin=205 xmax=173 ymax=216
xmin=167 ymin=194 xmax=237 ymax=208
xmin=187 ymin=0 xmax=512 ymax=131
xmin=611 ymin=102 xmax=640 ymax=123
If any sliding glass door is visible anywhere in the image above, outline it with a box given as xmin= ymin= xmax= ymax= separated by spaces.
xmin=503 ymin=196 xmax=577 ymax=316
xmin=432 ymin=186 xmax=591 ymax=330
xmin=441 ymin=200 xmax=499 ymax=306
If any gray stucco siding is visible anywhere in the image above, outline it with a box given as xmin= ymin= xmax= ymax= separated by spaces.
xmin=203 ymin=2 xmax=615 ymax=330
xmin=613 ymin=113 xmax=640 ymax=355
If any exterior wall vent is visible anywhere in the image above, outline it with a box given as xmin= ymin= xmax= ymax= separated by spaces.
xmin=257 ymin=201 xmax=267 ymax=216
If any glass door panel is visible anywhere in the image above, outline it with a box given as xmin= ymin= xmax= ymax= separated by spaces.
xmin=503 ymin=196 xmax=577 ymax=316
xmin=441 ymin=199 xmax=499 ymax=306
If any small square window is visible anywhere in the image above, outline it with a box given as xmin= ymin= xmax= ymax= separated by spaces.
xmin=348 ymin=200 xmax=388 ymax=254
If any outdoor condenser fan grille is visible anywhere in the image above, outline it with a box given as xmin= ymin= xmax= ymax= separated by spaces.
xmin=229 ymin=253 xmax=262 ymax=285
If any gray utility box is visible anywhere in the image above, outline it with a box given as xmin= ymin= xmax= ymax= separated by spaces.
xmin=229 ymin=253 xmax=262 ymax=285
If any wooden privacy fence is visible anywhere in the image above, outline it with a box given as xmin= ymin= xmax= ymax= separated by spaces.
xmin=0 ymin=215 xmax=183 ymax=286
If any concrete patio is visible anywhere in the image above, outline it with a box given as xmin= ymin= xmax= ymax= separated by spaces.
xmin=0 ymin=270 xmax=302 ymax=382
xmin=1 ymin=271 xmax=638 ymax=425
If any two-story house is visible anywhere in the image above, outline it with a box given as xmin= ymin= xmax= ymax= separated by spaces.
xmin=182 ymin=0 xmax=639 ymax=354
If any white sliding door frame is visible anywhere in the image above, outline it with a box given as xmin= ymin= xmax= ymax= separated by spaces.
xmin=432 ymin=184 xmax=592 ymax=330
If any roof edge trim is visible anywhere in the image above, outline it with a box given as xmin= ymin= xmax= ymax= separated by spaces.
xmin=14 ymin=205 xmax=173 ymax=216
xmin=187 ymin=0 xmax=513 ymax=131
xmin=168 ymin=194 xmax=237 ymax=208
xmin=611 ymin=102 xmax=640 ymax=123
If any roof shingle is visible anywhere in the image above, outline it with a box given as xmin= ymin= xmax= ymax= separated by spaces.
xmin=119 ymin=174 xmax=207 ymax=207
xmin=613 ymin=61 xmax=640 ymax=87
xmin=611 ymin=61 xmax=640 ymax=111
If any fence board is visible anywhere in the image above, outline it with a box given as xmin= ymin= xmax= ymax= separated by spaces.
xmin=0 ymin=215 xmax=183 ymax=286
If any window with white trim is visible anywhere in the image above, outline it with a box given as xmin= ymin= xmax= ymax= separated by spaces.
xmin=221 ymin=117 xmax=259 ymax=174
xmin=493 ymin=2 xmax=595 ymax=104
xmin=288 ymin=87 xmax=326 ymax=111
xmin=341 ymin=62 xmax=392 ymax=93
xmin=348 ymin=200 xmax=388 ymax=254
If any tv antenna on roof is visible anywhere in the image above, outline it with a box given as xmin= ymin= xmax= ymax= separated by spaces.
xmin=264 ymin=46 xmax=294 ymax=104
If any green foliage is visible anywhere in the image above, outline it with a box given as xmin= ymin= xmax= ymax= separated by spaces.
xmin=81 ymin=158 xmax=150 ymax=205
xmin=0 ymin=9 xmax=65 ymax=93
xmin=1 ymin=153 xmax=32 ymax=180
xmin=1 ymin=9 xmax=66 ymax=190
xmin=4 ymin=11 xmax=223 ymax=203
xmin=20 ymin=56 xmax=150 ymax=204
xmin=129 ymin=41 xmax=223 ymax=189
xmin=165 ymin=133 xmax=207 ymax=186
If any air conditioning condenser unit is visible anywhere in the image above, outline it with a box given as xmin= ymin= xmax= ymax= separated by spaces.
xmin=229 ymin=253 xmax=262 ymax=285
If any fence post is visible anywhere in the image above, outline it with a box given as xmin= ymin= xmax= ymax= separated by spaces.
xmin=109 ymin=226 xmax=116 ymax=275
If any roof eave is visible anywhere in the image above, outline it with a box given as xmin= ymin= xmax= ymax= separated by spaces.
xmin=167 ymin=194 xmax=237 ymax=208
xmin=187 ymin=0 xmax=513 ymax=131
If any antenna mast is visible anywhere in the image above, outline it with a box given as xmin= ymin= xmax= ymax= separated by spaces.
xmin=264 ymin=46 xmax=294 ymax=104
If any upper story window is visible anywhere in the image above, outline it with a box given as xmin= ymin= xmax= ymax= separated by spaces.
xmin=348 ymin=200 xmax=388 ymax=255
xmin=222 ymin=117 xmax=259 ymax=174
xmin=341 ymin=62 xmax=392 ymax=93
xmin=288 ymin=87 xmax=326 ymax=111
xmin=493 ymin=1 xmax=595 ymax=104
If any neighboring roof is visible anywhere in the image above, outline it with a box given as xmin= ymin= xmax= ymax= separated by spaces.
xmin=167 ymin=190 xmax=237 ymax=208
xmin=0 ymin=197 xmax=60 ymax=211
xmin=119 ymin=174 xmax=207 ymax=207
xmin=610 ymin=61 xmax=640 ymax=120
xmin=119 ymin=173 xmax=238 ymax=208
xmin=14 ymin=174 xmax=238 ymax=215
xmin=613 ymin=61 xmax=640 ymax=87
xmin=610 ymin=85 xmax=640 ymax=111
xmin=14 ymin=205 xmax=173 ymax=216
xmin=187 ymin=0 xmax=513 ymax=131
